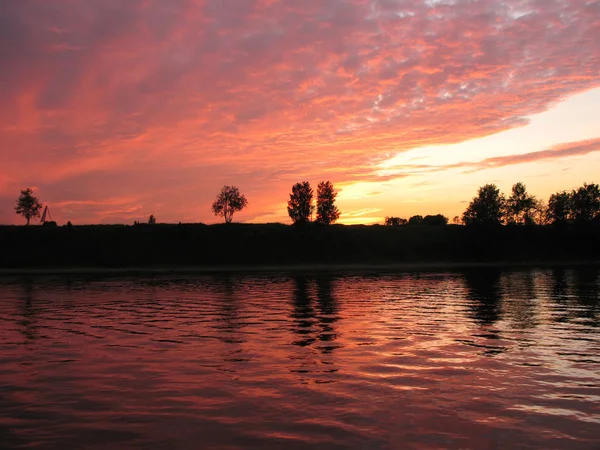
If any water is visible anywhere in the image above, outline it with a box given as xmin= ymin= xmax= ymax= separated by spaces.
xmin=0 ymin=269 xmax=599 ymax=449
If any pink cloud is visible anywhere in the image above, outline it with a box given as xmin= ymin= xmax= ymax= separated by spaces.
xmin=0 ymin=0 xmax=599 ymax=224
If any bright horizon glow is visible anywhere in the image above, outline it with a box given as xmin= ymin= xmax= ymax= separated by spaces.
xmin=335 ymin=87 xmax=600 ymax=224
xmin=1 ymin=0 xmax=599 ymax=225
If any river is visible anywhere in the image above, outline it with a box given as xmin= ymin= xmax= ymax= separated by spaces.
xmin=0 ymin=268 xmax=598 ymax=449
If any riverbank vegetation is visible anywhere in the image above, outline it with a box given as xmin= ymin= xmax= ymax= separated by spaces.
xmin=3 ymin=180 xmax=599 ymax=269
xmin=384 ymin=182 xmax=600 ymax=227
xmin=11 ymin=181 xmax=599 ymax=228
xmin=1 ymin=221 xmax=598 ymax=269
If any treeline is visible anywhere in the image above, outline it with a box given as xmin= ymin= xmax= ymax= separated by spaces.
xmin=3 ymin=180 xmax=598 ymax=269
xmin=12 ymin=181 xmax=343 ymax=227
xmin=384 ymin=214 xmax=448 ymax=227
xmin=463 ymin=182 xmax=600 ymax=226
xmin=10 ymin=181 xmax=600 ymax=229
xmin=384 ymin=181 xmax=600 ymax=227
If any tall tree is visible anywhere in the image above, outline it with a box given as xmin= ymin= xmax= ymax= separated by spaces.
xmin=506 ymin=182 xmax=538 ymax=224
xmin=212 ymin=185 xmax=248 ymax=223
xmin=547 ymin=191 xmax=572 ymax=225
xmin=315 ymin=181 xmax=340 ymax=225
xmin=570 ymin=182 xmax=600 ymax=223
xmin=462 ymin=184 xmax=506 ymax=226
xmin=287 ymin=181 xmax=314 ymax=224
xmin=15 ymin=188 xmax=43 ymax=225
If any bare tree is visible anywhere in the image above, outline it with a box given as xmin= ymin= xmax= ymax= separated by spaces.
xmin=212 ymin=185 xmax=248 ymax=223
xmin=15 ymin=188 xmax=43 ymax=225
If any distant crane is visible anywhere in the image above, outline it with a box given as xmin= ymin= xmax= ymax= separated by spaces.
xmin=40 ymin=206 xmax=53 ymax=224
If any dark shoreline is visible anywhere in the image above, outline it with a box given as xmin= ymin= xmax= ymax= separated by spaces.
xmin=2 ymin=223 xmax=599 ymax=275
xmin=1 ymin=260 xmax=599 ymax=277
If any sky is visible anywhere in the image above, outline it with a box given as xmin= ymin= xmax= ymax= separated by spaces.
xmin=1 ymin=0 xmax=599 ymax=225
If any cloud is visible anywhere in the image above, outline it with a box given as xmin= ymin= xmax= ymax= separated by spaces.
xmin=382 ymin=137 xmax=600 ymax=175
xmin=343 ymin=208 xmax=383 ymax=218
xmin=463 ymin=137 xmax=600 ymax=172
xmin=1 ymin=0 xmax=599 ymax=223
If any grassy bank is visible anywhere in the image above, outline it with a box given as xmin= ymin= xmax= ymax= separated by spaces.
xmin=0 ymin=223 xmax=598 ymax=270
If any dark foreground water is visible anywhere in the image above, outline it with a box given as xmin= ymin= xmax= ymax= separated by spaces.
xmin=0 ymin=269 xmax=599 ymax=449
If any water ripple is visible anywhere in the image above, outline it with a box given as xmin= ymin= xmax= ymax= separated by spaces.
xmin=0 ymin=269 xmax=598 ymax=448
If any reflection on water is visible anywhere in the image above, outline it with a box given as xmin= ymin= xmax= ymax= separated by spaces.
xmin=290 ymin=276 xmax=340 ymax=354
xmin=0 ymin=269 xmax=599 ymax=449
xmin=464 ymin=269 xmax=503 ymax=326
xmin=315 ymin=276 xmax=339 ymax=353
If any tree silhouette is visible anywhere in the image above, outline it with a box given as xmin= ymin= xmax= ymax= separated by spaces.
xmin=148 ymin=214 xmax=156 ymax=224
xmin=464 ymin=269 xmax=503 ymax=327
xmin=212 ymin=185 xmax=248 ymax=223
xmin=506 ymin=182 xmax=538 ymax=224
xmin=462 ymin=184 xmax=505 ymax=226
xmin=547 ymin=191 xmax=572 ymax=225
xmin=385 ymin=216 xmax=407 ymax=226
xmin=570 ymin=182 xmax=600 ymax=223
xmin=15 ymin=188 xmax=42 ymax=225
xmin=288 ymin=181 xmax=314 ymax=224
xmin=408 ymin=215 xmax=423 ymax=225
xmin=422 ymin=214 xmax=448 ymax=226
xmin=452 ymin=216 xmax=461 ymax=225
xmin=316 ymin=181 xmax=340 ymax=225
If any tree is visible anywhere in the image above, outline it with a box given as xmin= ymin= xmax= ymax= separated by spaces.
xmin=547 ymin=191 xmax=572 ymax=225
xmin=452 ymin=216 xmax=461 ymax=225
xmin=570 ymin=182 xmax=600 ymax=223
xmin=212 ymin=185 xmax=248 ymax=223
xmin=15 ymin=188 xmax=43 ymax=225
xmin=148 ymin=214 xmax=156 ymax=224
xmin=287 ymin=181 xmax=314 ymax=224
xmin=385 ymin=216 xmax=407 ymax=226
xmin=506 ymin=182 xmax=537 ymax=225
xmin=422 ymin=214 xmax=448 ymax=226
xmin=315 ymin=181 xmax=340 ymax=225
xmin=462 ymin=184 xmax=505 ymax=226
xmin=408 ymin=215 xmax=423 ymax=225
xmin=528 ymin=198 xmax=546 ymax=225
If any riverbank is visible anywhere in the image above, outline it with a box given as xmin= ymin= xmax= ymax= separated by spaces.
xmin=1 ymin=223 xmax=599 ymax=271
xmin=0 ymin=259 xmax=599 ymax=277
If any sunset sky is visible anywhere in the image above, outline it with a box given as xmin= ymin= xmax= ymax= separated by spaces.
xmin=1 ymin=0 xmax=599 ymax=225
